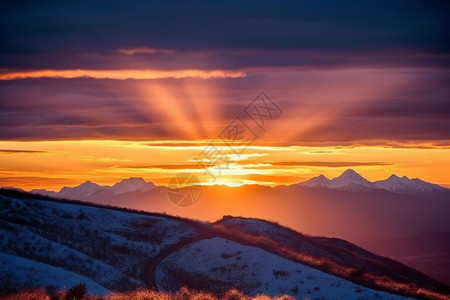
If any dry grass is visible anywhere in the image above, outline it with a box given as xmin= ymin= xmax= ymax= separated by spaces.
xmin=0 ymin=288 xmax=51 ymax=300
xmin=0 ymin=287 xmax=295 ymax=300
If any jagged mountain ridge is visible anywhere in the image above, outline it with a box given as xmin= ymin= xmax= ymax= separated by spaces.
xmin=299 ymin=169 xmax=447 ymax=194
xmin=31 ymin=177 xmax=156 ymax=200
xmin=30 ymin=170 xmax=447 ymax=201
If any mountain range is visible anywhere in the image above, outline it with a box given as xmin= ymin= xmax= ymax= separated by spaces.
xmin=300 ymin=169 xmax=447 ymax=195
xmin=32 ymin=177 xmax=156 ymax=200
xmin=30 ymin=169 xmax=448 ymax=200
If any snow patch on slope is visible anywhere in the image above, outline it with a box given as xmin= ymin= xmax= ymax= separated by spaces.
xmin=0 ymin=193 xmax=198 ymax=292
xmin=0 ymin=252 xmax=109 ymax=295
xmin=156 ymin=237 xmax=412 ymax=299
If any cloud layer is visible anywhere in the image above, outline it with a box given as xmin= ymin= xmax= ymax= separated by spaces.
xmin=0 ymin=1 xmax=449 ymax=145
xmin=0 ymin=69 xmax=245 ymax=80
xmin=1 ymin=1 xmax=449 ymax=70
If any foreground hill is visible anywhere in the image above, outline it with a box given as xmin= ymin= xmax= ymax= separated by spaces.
xmin=0 ymin=189 xmax=449 ymax=299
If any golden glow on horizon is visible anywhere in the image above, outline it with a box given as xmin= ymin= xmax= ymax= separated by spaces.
xmin=1 ymin=140 xmax=449 ymax=191
xmin=0 ymin=69 xmax=246 ymax=80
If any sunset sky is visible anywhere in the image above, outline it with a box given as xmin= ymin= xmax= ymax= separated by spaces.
xmin=1 ymin=1 xmax=449 ymax=190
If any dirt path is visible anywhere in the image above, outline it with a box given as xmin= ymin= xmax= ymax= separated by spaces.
xmin=143 ymin=221 xmax=214 ymax=290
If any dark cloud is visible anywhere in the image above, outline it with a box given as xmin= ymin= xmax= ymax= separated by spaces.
xmin=0 ymin=1 xmax=449 ymax=144
xmin=0 ymin=125 xmax=173 ymax=141
xmin=297 ymin=117 xmax=450 ymax=144
xmin=0 ymin=149 xmax=46 ymax=153
xmin=0 ymin=78 xmax=169 ymax=139
xmin=0 ymin=0 xmax=449 ymax=70
xmin=116 ymin=164 xmax=214 ymax=170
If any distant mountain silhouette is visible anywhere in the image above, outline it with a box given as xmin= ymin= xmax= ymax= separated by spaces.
xmin=31 ymin=177 xmax=156 ymax=200
xmin=30 ymin=170 xmax=448 ymax=201
xmin=299 ymin=169 xmax=447 ymax=196
xmin=300 ymin=169 xmax=375 ymax=190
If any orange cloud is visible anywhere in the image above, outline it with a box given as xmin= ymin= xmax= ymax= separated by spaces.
xmin=0 ymin=69 xmax=246 ymax=80
xmin=1 ymin=140 xmax=450 ymax=190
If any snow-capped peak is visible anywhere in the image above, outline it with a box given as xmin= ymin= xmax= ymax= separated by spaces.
xmin=59 ymin=180 xmax=101 ymax=194
xmin=29 ymin=177 xmax=157 ymax=200
xmin=299 ymin=169 xmax=447 ymax=195
xmin=300 ymin=169 xmax=374 ymax=190
xmin=334 ymin=169 xmax=361 ymax=182
xmin=58 ymin=180 xmax=107 ymax=199
xmin=374 ymin=175 xmax=445 ymax=195
xmin=299 ymin=174 xmax=331 ymax=188
xmin=78 ymin=180 xmax=99 ymax=188
xmin=111 ymin=177 xmax=148 ymax=195
xmin=329 ymin=169 xmax=375 ymax=190
xmin=330 ymin=169 xmax=373 ymax=189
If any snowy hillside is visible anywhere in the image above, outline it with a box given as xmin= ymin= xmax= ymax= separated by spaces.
xmin=0 ymin=189 xmax=197 ymax=294
xmin=216 ymin=217 xmax=447 ymax=295
xmin=156 ymin=237 xmax=410 ymax=299
xmin=0 ymin=252 xmax=109 ymax=295
xmin=0 ymin=189 xmax=448 ymax=299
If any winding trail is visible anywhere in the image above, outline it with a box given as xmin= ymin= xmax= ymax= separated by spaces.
xmin=143 ymin=220 xmax=214 ymax=290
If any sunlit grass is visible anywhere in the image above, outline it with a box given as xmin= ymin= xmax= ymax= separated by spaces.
xmin=0 ymin=287 xmax=295 ymax=300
